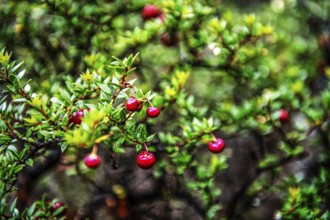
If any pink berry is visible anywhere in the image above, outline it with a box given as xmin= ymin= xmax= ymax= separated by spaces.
xmin=84 ymin=153 xmax=102 ymax=169
xmin=68 ymin=108 xmax=90 ymax=125
xmin=51 ymin=201 xmax=64 ymax=211
xmin=208 ymin=138 xmax=225 ymax=154
xmin=146 ymin=107 xmax=160 ymax=118
xmin=279 ymin=109 xmax=289 ymax=122
xmin=136 ymin=151 xmax=156 ymax=169
xmin=126 ymin=97 xmax=139 ymax=111
xmin=142 ymin=4 xmax=163 ymax=20
xmin=69 ymin=109 xmax=84 ymax=125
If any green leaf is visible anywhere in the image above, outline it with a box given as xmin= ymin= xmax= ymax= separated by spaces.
xmin=111 ymin=76 xmax=120 ymax=87
xmin=27 ymin=203 xmax=36 ymax=217
xmin=111 ymin=56 xmax=124 ymax=66
xmin=207 ymin=204 xmax=221 ymax=219
xmin=136 ymin=144 xmax=142 ymax=152
xmin=136 ymin=124 xmax=147 ymax=141
xmin=113 ymin=147 xmax=125 ymax=153
xmin=25 ymin=159 xmax=33 ymax=167
xmin=305 ymin=1 xmax=324 ymax=19
xmin=0 ymin=134 xmax=11 ymax=142
xmin=126 ymin=54 xmax=133 ymax=67
xmin=34 ymin=210 xmax=45 ymax=217
xmin=17 ymin=69 xmax=25 ymax=79
xmin=97 ymin=83 xmax=111 ymax=94
xmin=126 ymin=67 xmax=137 ymax=76
xmin=10 ymin=198 xmax=17 ymax=213
xmin=113 ymin=137 xmax=125 ymax=149
xmin=147 ymin=134 xmax=156 ymax=142
xmin=117 ymin=89 xmax=129 ymax=99
xmin=53 ymin=206 xmax=65 ymax=216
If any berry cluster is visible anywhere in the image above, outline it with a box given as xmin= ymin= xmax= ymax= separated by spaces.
xmin=70 ymin=96 xmax=160 ymax=170
xmin=126 ymin=97 xmax=161 ymax=118
xmin=141 ymin=4 xmax=179 ymax=47
xmin=69 ymin=99 xmax=228 ymax=170
xmin=69 ymin=108 xmax=90 ymax=125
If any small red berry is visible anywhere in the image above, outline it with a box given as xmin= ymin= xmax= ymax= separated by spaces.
xmin=157 ymin=13 xmax=166 ymax=23
xmin=126 ymin=97 xmax=139 ymax=111
xmin=161 ymin=32 xmax=179 ymax=47
xmin=279 ymin=109 xmax=289 ymax=122
xmin=69 ymin=109 xmax=85 ymax=125
xmin=208 ymin=138 xmax=225 ymax=154
xmin=142 ymin=4 xmax=163 ymax=20
xmin=136 ymin=101 xmax=143 ymax=111
xmin=51 ymin=201 xmax=64 ymax=211
xmin=136 ymin=151 xmax=156 ymax=169
xmin=84 ymin=153 xmax=102 ymax=169
xmin=146 ymin=107 xmax=160 ymax=118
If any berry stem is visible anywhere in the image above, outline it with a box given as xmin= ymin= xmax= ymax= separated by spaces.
xmin=210 ymin=133 xmax=217 ymax=142
xmin=147 ymin=99 xmax=154 ymax=107
xmin=91 ymin=144 xmax=98 ymax=155
xmin=143 ymin=143 xmax=149 ymax=152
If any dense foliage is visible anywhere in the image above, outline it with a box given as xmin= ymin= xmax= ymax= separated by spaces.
xmin=1 ymin=0 xmax=330 ymax=219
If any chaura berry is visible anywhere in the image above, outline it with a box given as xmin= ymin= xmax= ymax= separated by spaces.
xmin=69 ymin=109 xmax=84 ymax=125
xmin=142 ymin=4 xmax=163 ymax=21
xmin=69 ymin=108 xmax=90 ymax=125
xmin=208 ymin=138 xmax=225 ymax=154
xmin=84 ymin=153 xmax=102 ymax=169
xmin=51 ymin=201 xmax=65 ymax=211
xmin=146 ymin=107 xmax=160 ymax=118
xmin=279 ymin=109 xmax=289 ymax=122
xmin=126 ymin=97 xmax=139 ymax=111
xmin=136 ymin=101 xmax=143 ymax=111
xmin=136 ymin=151 xmax=156 ymax=169
xmin=161 ymin=32 xmax=179 ymax=47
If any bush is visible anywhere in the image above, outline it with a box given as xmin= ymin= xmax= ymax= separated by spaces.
xmin=1 ymin=0 xmax=330 ymax=219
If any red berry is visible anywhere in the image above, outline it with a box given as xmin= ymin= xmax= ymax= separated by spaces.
xmin=136 ymin=151 xmax=156 ymax=169
xmin=84 ymin=153 xmax=102 ymax=169
xmin=126 ymin=97 xmax=139 ymax=111
xmin=157 ymin=13 xmax=166 ymax=23
xmin=146 ymin=107 xmax=160 ymax=118
xmin=69 ymin=109 xmax=85 ymax=125
xmin=51 ymin=201 xmax=64 ymax=211
xmin=279 ymin=109 xmax=289 ymax=122
xmin=208 ymin=138 xmax=225 ymax=154
xmin=142 ymin=4 xmax=163 ymax=20
xmin=136 ymin=101 xmax=143 ymax=111
xmin=161 ymin=32 xmax=179 ymax=47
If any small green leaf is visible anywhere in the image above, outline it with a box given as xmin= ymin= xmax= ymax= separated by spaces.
xmin=25 ymin=159 xmax=33 ymax=167
xmin=147 ymin=134 xmax=156 ymax=142
xmin=113 ymin=137 xmax=125 ymax=149
xmin=10 ymin=198 xmax=17 ymax=213
xmin=27 ymin=203 xmax=36 ymax=217
xmin=97 ymin=83 xmax=111 ymax=94
xmin=113 ymin=147 xmax=125 ymax=153
xmin=53 ymin=207 xmax=65 ymax=216
xmin=136 ymin=144 xmax=142 ymax=152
